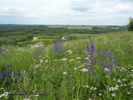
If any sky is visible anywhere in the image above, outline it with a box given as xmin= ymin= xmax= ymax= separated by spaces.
xmin=0 ymin=0 xmax=133 ymax=25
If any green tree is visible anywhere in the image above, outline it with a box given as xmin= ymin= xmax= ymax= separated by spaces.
xmin=0 ymin=40 xmax=2 ymax=49
xmin=128 ymin=17 xmax=133 ymax=31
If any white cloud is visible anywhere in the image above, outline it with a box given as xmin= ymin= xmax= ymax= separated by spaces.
xmin=0 ymin=0 xmax=133 ymax=25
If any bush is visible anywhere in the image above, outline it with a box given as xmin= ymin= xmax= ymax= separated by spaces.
xmin=0 ymin=40 xmax=2 ymax=47
xmin=128 ymin=17 xmax=133 ymax=31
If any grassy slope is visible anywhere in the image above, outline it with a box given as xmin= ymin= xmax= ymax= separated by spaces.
xmin=0 ymin=31 xmax=133 ymax=100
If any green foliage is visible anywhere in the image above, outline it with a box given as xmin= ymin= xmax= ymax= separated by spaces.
xmin=128 ymin=17 xmax=133 ymax=31
xmin=0 ymin=40 xmax=2 ymax=47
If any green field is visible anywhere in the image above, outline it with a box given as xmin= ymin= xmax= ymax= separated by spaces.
xmin=0 ymin=31 xmax=133 ymax=99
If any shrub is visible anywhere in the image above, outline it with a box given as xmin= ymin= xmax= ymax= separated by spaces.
xmin=128 ymin=17 xmax=133 ymax=31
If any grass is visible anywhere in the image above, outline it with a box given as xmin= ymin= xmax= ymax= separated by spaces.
xmin=0 ymin=31 xmax=133 ymax=100
xmin=65 ymin=34 xmax=99 ymax=38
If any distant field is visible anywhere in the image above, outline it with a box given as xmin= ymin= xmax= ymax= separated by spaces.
xmin=36 ymin=36 xmax=58 ymax=39
xmin=64 ymin=33 xmax=99 ymax=38
xmin=17 ymin=36 xmax=59 ymax=46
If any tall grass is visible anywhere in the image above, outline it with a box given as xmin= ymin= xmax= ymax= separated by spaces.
xmin=0 ymin=31 xmax=133 ymax=100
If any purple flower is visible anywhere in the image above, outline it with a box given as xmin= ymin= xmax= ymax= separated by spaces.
xmin=104 ymin=49 xmax=107 ymax=55
xmin=90 ymin=44 xmax=95 ymax=54
xmin=75 ymin=45 xmax=78 ymax=50
xmin=8 ymin=70 xmax=12 ymax=77
xmin=101 ymin=59 xmax=105 ymax=65
xmin=6 ymin=64 xmax=10 ymax=67
xmin=110 ymin=53 xmax=113 ymax=60
xmin=86 ymin=44 xmax=89 ymax=52
xmin=103 ymin=65 xmax=106 ymax=69
xmin=54 ymin=43 xmax=58 ymax=52
xmin=97 ymin=74 xmax=99 ymax=76
xmin=35 ymin=55 xmax=37 ymax=59
xmin=58 ymin=40 xmax=61 ymax=47
xmin=15 ymin=77 xmax=20 ymax=82
xmin=99 ymin=51 xmax=102 ymax=56
xmin=39 ymin=45 xmax=42 ymax=50
xmin=49 ymin=45 xmax=51 ymax=51
xmin=107 ymin=54 xmax=110 ymax=58
xmin=37 ymin=49 xmax=39 ymax=55
xmin=21 ymin=71 xmax=24 ymax=80
xmin=23 ymin=57 xmax=26 ymax=63
xmin=0 ymin=71 xmax=5 ymax=79
xmin=93 ymin=70 xmax=95 ymax=75
xmin=110 ymin=71 xmax=112 ymax=74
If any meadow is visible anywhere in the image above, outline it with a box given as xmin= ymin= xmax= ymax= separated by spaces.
xmin=0 ymin=31 xmax=133 ymax=100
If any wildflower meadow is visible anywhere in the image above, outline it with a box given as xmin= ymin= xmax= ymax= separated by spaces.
xmin=0 ymin=31 xmax=133 ymax=100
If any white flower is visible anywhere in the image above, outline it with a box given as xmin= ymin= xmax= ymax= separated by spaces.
xmin=127 ymin=92 xmax=130 ymax=94
xmin=45 ymin=59 xmax=48 ymax=62
xmin=63 ymin=71 xmax=67 ymax=75
xmin=105 ymin=68 xmax=110 ymax=72
xmin=111 ymin=93 xmax=115 ymax=96
xmin=0 ymin=92 xmax=8 ymax=98
xmin=40 ymin=59 xmax=43 ymax=63
xmin=93 ymin=87 xmax=97 ymax=90
xmin=120 ymin=69 xmax=122 ymax=72
xmin=115 ymin=85 xmax=119 ymax=88
xmin=80 ymin=68 xmax=88 ymax=73
xmin=40 ymin=69 xmax=43 ymax=71
xmin=77 ymin=57 xmax=80 ymax=59
xmin=130 ymin=82 xmax=133 ymax=85
xmin=69 ymin=59 xmax=74 ymax=62
xmin=35 ymin=64 xmax=40 ymax=68
xmin=74 ymin=68 xmax=77 ymax=70
xmin=23 ymin=99 xmax=31 ymax=100
xmin=85 ymin=57 xmax=89 ymax=60
xmin=109 ymin=87 xmax=118 ymax=91
xmin=78 ymin=64 xmax=84 ymax=68
xmin=124 ymin=84 xmax=127 ymax=86
xmin=91 ymin=87 xmax=97 ymax=90
xmin=117 ymin=79 xmax=121 ymax=83
xmin=62 ymin=58 xmax=67 ymax=61
xmin=67 ymin=50 xmax=73 ymax=54
xmin=54 ymin=59 xmax=57 ymax=61
xmin=99 ymin=93 xmax=102 ymax=96
xmin=123 ymin=79 xmax=126 ymax=81
xmin=82 ymin=85 xmax=89 ymax=88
